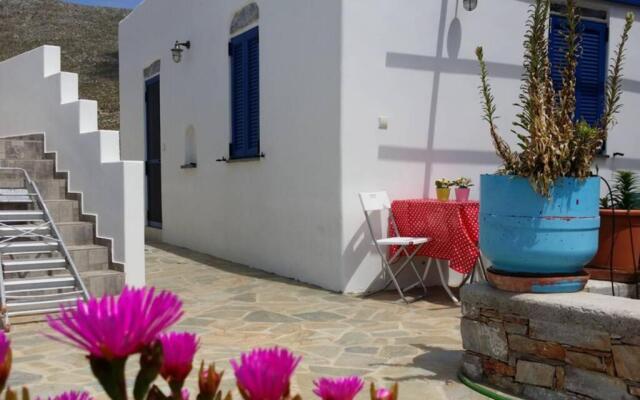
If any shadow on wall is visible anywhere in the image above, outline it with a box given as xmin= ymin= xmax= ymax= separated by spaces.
xmin=344 ymin=0 xmax=640 ymax=291
xmin=379 ymin=0 xmax=640 ymax=198
xmin=380 ymin=0 xmax=523 ymax=199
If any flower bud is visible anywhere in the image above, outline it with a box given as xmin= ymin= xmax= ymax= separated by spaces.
xmin=197 ymin=362 xmax=223 ymax=400
xmin=370 ymin=383 xmax=398 ymax=400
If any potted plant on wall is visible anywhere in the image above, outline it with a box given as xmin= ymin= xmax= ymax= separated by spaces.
xmin=454 ymin=177 xmax=474 ymax=202
xmin=476 ymin=0 xmax=634 ymax=292
xmin=587 ymin=171 xmax=640 ymax=283
xmin=435 ymin=178 xmax=453 ymax=201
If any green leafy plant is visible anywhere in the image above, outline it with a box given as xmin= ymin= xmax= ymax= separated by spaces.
xmin=435 ymin=178 xmax=453 ymax=189
xmin=454 ymin=177 xmax=474 ymax=189
xmin=604 ymin=170 xmax=640 ymax=210
xmin=476 ymin=0 xmax=635 ymax=196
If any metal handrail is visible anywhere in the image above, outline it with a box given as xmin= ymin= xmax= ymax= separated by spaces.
xmin=0 ymin=167 xmax=89 ymax=300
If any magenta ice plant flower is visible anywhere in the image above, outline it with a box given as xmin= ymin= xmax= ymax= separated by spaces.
xmin=0 ymin=332 xmax=11 ymax=392
xmin=46 ymin=286 xmax=183 ymax=360
xmin=159 ymin=332 xmax=199 ymax=384
xmin=42 ymin=391 xmax=94 ymax=400
xmin=313 ymin=376 xmax=364 ymax=400
xmin=0 ymin=332 xmax=10 ymax=365
xmin=231 ymin=347 xmax=301 ymax=400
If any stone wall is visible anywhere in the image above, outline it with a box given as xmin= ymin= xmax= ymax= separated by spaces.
xmin=460 ymin=284 xmax=640 ymax=399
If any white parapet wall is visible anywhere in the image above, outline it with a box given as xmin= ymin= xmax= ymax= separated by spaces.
xmin=0 ymin=46 xmax=145 ymax=286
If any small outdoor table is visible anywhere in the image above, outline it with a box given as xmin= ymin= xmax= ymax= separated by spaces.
xmin=389 ymin=199 xmax=482 ymax=300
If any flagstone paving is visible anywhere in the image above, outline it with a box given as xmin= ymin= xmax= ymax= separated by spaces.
xmin=7 ymin=242 xmax=486 ymax=400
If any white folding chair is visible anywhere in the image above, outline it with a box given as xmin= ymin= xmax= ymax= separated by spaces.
xmin=359 ymin=191 xmax=431 ymax=304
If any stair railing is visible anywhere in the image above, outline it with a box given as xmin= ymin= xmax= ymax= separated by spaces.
xmin=0 ymin=167 xmax=90 ymax=301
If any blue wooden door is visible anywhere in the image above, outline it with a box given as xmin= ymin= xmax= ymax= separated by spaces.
xmin=145 ymin=76 xmax=162 ymax=228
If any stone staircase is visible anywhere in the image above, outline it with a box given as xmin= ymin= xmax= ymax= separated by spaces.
xmin=0 ymin=134 xmax=124 ymax=297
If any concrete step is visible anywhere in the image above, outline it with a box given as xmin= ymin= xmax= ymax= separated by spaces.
xmin=0 ymin=139 xmax=44 ymax=160
xmin=67 ymin=244 xmax=109 ymax=272
xmin=0 ymin=188 xmax=34 ymax=205
xmin=81 ymin=270 xmax=124 ymax=296
xmin=0 ymin=134 xmax=44 ymax=142
xmin=0 ymin=159 xmax=55 ymax=179
xmin=0 ymin=179 xmax=66 ymax=200
xmin=4 ymin=275 xmax=76 ymax=294
xmin=0 ymin=211 xmax=43 ymax=222
xmin=57 ymin=221 xmax=94 ymax=245
xmin=0 ymin=240 xmax=59 ymax=254
xmin=45 ymin=199 xmax=79 ymax=222
xmin=7 ymin=296 xmax=77 ymax=316
xmin=0 ymin=224 xmax=50 ymax=238
xmin=3 ymin=258 xmax=67 ymax=273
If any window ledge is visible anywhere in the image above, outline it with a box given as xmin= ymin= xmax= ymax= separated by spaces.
xmin=217 ymin=153 xmax=265 ymax=163
xmin=180 ymin=162 xmax=197 ymax=169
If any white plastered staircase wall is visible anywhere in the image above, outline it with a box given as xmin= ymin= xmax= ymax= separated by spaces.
xmin=0 ymin=45 xmax=145 ymax=286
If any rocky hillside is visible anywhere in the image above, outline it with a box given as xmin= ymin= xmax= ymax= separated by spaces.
xmin=0 ymin=0 xmax=129 ymax=130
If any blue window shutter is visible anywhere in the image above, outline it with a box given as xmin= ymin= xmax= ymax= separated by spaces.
xmin=246 ymin=30 xmax=260 ymax=156
xmin=609 ymin=0 xmax=640 ymax=6
xmin=549 ymin=16 xmax=568 ymax=93
xmin=549 ymin=15 xmax=607 ymax=126
xmin=229 ymin=27 xmax=259 ymax=159
xmin=575 ymin=20 xmax=607 ymax=126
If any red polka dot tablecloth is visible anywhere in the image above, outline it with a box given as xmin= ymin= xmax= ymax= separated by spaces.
xmin=389 ymin=199 xmax=480 ymax=275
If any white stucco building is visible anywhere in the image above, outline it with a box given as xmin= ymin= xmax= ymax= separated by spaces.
xmin=119 ymin=0 xmax=640 ymax=293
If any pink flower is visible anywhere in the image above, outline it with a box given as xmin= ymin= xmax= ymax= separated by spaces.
xmin=0 ymin=332 xmax=11 ymax=392
xmin=44 ymin=391 xmax=94 ymax=400
xmin=375 ymin=388 xmax=392 ymax=400
xmin=371 ymin=384 xmax=397 ymax=400
xmin=0 ymin=332 xmax=10 ymax=366
xmin=313 ymin=376 xmax=364 ymax=400
xmin=159 ymin=332 xmax=199 ymax=384
xmin=181 ymin=388 xmax=190 ymax=400
xmin=47 ymin=286 xmax=183 ymax=360
xmin=231 ymin=347 xmax=301 ymax=400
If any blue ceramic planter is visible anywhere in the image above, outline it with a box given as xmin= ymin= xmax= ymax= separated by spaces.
xmin=480 ymin=175 xmax=600 ymax=279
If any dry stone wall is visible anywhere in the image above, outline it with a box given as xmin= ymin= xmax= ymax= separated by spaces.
xmin=460 ymin=284 xmax=640 ymax=399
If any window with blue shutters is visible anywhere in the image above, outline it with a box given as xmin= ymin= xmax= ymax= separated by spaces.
xmin=610 ymin=0 xmax=640 ymax=6
xmin=549 ymin=15 xmax=608 ymax=127
xmin=229 ymin=27 xmax=260 ymax=159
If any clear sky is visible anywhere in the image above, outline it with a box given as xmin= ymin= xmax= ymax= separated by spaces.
xmin=63 ymin=0 xmax=142 ymax=9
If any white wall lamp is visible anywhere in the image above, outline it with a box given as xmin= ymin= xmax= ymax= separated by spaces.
xmin=171 ymin=41 xmax=191 ymax=63
xmin=463 ymin=0 xmax=478 ymax=11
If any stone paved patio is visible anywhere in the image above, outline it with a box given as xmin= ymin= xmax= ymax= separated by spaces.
xmin=7 ymin=242 xmax=486 ymax=399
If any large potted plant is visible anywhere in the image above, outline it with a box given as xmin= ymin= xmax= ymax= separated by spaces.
xmin=476 ymin=0 xmax=634 ymax=292
xmin=587 ymin=171 xmax=640 ymax=282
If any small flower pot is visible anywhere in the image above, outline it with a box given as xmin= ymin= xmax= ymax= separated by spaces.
xmin=436 ymin=188 xmax=450 ymax=201
xmin=455 ymin=188 xmax=471 ymax=202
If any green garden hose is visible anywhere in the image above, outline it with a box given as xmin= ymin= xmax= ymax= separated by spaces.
xmin=458 ymin=371 xmax=520 ymax=400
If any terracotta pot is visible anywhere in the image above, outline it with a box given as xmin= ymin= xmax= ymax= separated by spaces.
xmin=436 ymin=188 xmax=450 ymax=201
xmin=587 ymin=209 xmax=640 ymax=282
xmin=455 ymin=188 xmax=470 ymax=202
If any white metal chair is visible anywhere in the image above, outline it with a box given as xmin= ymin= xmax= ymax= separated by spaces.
xmin=358 ymin=191 xmax=430 ymax=303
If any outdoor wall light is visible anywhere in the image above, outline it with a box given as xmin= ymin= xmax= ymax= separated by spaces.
xmin=171 ymin=41 xmax=191 ymax=63
xmin=463 ymin=0 xmax=478 ymax=11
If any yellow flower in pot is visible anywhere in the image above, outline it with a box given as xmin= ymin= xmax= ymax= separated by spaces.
xmin=435 ymin=178 xmax=453 ymax=201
